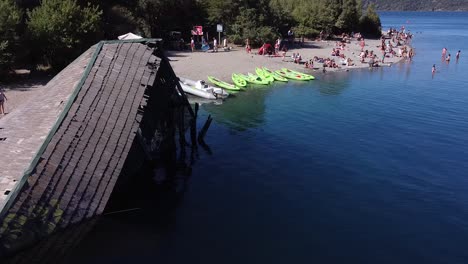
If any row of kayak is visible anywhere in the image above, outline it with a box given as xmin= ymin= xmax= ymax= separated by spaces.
xmin=208 ymin=67 xmax=315 ymax=91
xmin=178 ymin=67 xmax=315 ymax=100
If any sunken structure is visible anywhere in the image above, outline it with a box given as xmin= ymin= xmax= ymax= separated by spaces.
xmin=0 ymin=39 xmax=195 ymax=257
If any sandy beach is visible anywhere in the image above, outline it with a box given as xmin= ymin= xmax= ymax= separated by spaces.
xmin=1 ymin=37 xmax=410 ymax=118
xmin=167 ymin=38 xmax=409 ymax=82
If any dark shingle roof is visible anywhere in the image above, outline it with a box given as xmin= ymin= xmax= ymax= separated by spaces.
xmin=0 ymin=39 xmax=161 ymax=255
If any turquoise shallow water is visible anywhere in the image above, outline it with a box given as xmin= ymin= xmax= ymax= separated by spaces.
xmin=65 ymin=12 xmax=468 ymax=264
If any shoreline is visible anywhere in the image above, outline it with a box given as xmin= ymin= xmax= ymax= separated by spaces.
xmin=1 ymin=37 xmax=412 ymax=118
xmin=167 ymin=38 xmax=410 ymax=83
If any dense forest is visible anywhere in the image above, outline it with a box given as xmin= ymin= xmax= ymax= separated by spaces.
xmin=1 ymin=0 xmax=384 ymax=75
xmin=364 ymin=0 xmax=468 ymax=11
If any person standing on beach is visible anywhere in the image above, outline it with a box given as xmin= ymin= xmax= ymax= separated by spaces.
xmin=288 ymin=28 xmax=294 ymax=46
xmin=275 ymin=38 xmax=281 ymax=54
xmin=360 ymin=38 xmax=365 ymax=51
xmin=0 ymin=89 xmax=7 ymax=115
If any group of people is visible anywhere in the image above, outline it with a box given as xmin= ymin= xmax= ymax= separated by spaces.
xmin=190 ymin=36 xmax=229 ymax=52
xmin=251 ymin=37 xmax=289 ymax=57
xmin=385 ymin=27 xmax=413 ymax=47
xmin=331 ymin=47 xmax=345 ymax=58
xmin=433 ymin=48 xmax=461 ymax=74
xmin=359 ymin=50 xmax=375 ymax=63
xmin=291 ymin=53 xmax=302 ymax=63
xmin=380 ymin=33 xmax=414 ymax=62
xmin=441 ymin=47 xmax=461 ymax=62
xmin=239 ymin=25 xmax=421 ymax=72
xmin=313 ymin=56 xmax=341 ymax=68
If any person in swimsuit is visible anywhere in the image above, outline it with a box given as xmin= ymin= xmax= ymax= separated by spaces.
xmin=432 ymin=64 xmax=436 ymax=74
xmin=456 ymin=50 xmax=461 ymax=61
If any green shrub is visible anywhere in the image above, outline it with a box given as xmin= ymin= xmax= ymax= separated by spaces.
xmin=27 ymin=0 xmax=102 ymax=69
xmin=359 ymin=3 xmax=381 ymax=38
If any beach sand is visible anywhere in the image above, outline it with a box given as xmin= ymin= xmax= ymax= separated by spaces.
xmin=167 ymin=38 xmax=408 ymax=82
xmin=1 ymin=38 xmax=409 ymax=118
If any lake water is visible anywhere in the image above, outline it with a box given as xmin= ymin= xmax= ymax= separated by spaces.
xmin=62 ymin=12 xmax=468 ymax=264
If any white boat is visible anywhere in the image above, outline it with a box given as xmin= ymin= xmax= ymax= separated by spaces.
xmin=187 ymin=95 xmax=224 ymax=106
xmin=179 ymin=77 xmax=229 ymax=100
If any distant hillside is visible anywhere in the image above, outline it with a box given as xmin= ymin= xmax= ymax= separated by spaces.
xmin=363 ymin=0 xmax=468 ymax=11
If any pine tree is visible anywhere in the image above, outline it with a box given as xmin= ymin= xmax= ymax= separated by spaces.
xmin=335 ymin=0 xmax=359 ymax=33
xmin=359 ymin=3 xmax=381 ymax=37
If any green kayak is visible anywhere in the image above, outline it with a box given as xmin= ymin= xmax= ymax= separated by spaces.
xmin=247 ymin=73 xmax=270 ymax=85
xmin=237 ymin=73 xmax=269 ymax=85
xmin=281 ymin=68 xmax=315 ymax=80
xmin=262 ymin=67 xmax=288 ymax=82
xmin=232 ymin=73 xmax=247 ymax=87
xmin=255 ymin=67 xmax=275 ymax=83
xmin=208 ymin=76 xmax=241 ymax=91
xmin=274 ymin=69 xmax=309 ymax=81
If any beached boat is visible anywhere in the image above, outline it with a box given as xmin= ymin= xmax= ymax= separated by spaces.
xmin=187 ymin=95 xmax=224 ymax=106
xmin=207 ymin=76 xmax=241 ymax=91
xmin=237 ymin=73 xmax=269 ymax=85
xmin=261 ymin=67 xmax=288 ymax=82
xmin=255 ymin=67 xmax=275 ymax=83
xmin=281 ymin=68 xmax=315 ymax=80
xmin=232 ymin=73 xmax=247 ymax=87
xmin=179 ymin=77 xmax=229 ymax=99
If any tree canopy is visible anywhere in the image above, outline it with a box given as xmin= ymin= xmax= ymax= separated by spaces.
xmin=3 ymin=0 xmax=386 ymax=75
xmin=0 ymin=0 xmax=21 ymax=74
xmin=27 ymin=0 xmax=102 ymax=68
xmin=201 ymin=0 xmax=380 ymax=45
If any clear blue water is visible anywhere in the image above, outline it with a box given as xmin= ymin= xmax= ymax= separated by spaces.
xmin=66 ymin=12 xmax=468 ymax=264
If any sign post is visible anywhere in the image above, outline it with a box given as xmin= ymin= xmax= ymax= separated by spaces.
xmin=217 ymin=24 xmax=223 ymax=49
